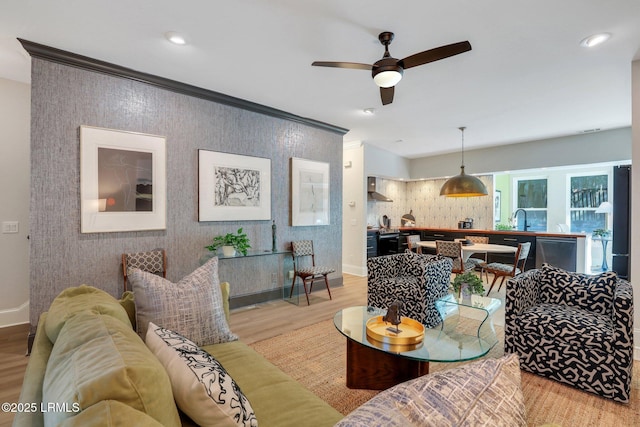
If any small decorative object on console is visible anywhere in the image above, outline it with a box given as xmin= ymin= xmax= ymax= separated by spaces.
xmin=383 ymin=300 xmax=403 ymax=334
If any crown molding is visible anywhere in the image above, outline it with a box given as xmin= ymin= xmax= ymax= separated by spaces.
xmin=18 ymin=39 xmax=349 ymax=136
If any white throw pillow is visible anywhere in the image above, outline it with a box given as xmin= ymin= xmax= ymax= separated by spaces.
xmin=131 ymin=257 xmax=237 ymax=346
xmin=146 ymin=322 xmax=258 ymax=427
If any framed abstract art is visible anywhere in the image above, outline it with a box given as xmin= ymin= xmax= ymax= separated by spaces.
xmin=290 ymin=157 xmax=329 ymax=226
xmin=198 ymin=150 xmax=271 ymax=221
xmin=80 ymin=126 xmax=166 ymax=233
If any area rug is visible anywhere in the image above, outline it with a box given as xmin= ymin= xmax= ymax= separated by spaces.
xmin=249 ymin=319 xmax=640 ymax=424
xmin=248 ymin=318 xmax=504 ymax=415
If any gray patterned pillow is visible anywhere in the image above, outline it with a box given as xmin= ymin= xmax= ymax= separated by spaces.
xmin=131 ymin=257 xmax=237 ymax=346
xmin=335 ymin=354 xmax=526 ymax=427
xmin=146 ymin=322 xmax=257 ymax=427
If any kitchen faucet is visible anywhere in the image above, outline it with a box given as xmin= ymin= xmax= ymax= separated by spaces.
xmin=512 ymin=209 xmax=529 ymax=231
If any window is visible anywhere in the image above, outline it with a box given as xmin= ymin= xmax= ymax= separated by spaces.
xmin=515 ymin=178 xmax=547 ymax=231
xmin=569 ymin=174 xmax=608 ymax=233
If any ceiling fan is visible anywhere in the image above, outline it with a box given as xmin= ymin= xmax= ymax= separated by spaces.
xmin=312 ymin=32 xmax=472 ymax=105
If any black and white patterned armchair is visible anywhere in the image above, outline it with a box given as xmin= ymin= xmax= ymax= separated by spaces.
xmin=505 ymin=264 xmax=633 ymax=403
xmin=367 ymin=251 xmax=453 ymax=328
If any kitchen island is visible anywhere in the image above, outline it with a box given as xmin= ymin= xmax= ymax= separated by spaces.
xmin=393 ymin=227 xmax=587 ymax=272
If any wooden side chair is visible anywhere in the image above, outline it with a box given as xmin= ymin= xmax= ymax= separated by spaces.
xmin=406 ymin=235 xmax=422 ymax=254
xmin=122 ymin=249 xmax=167 ymax=292
xmin=465 ymin=235 xmax=489 ymax=282
xmin=289 ymin=240 xmax=335 ymax=305
xmin=436 ymin=240 xmax=475 ymax=275
xmin=483 ymin=242 xmax=531 ymax=295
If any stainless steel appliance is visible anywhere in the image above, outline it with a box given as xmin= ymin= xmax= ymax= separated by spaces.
xmin=536 ymin=237 xmax=577 ymax=271
xmin=378 ymin=230 xmax=400 ymax=256
xmin=367 ymin=177 xmax=393 ymax=202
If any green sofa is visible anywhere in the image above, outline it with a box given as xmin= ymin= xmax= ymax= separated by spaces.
xmin=14 ymin=283 xmax=343 ymax=427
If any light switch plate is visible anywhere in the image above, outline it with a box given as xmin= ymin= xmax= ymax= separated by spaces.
xmin=2 ymin=221 xmax=19 ymax=233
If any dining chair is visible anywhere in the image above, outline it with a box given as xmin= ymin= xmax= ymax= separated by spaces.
xmin=483 ymin=242 xmax=531 ymax=295
xmin=289 ymin=240 xmax=335 ymax=305
xmin=406 ymin=235 xmax=422 ymax=254
xmin=465 ymin=235 xmax=489 ymax=282
xmin=435 ymin=240 xmax=475 ymax=275
xmin=122 ymin=249 xmax=167 ymax=292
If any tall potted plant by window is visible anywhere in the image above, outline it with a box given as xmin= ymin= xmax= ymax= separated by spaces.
xmin=206 ymin=228 xmax=251 ymax=256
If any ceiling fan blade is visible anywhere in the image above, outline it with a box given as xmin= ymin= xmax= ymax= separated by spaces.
xmin=311 ymin=61 xmax=372 ymax=70
xmin=380 ymin=86 xmax=394 ymax=105
xmin=401 ymin=41 xmax=472 ymax=69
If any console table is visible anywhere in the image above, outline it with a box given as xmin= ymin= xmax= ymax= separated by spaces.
xmin=201 ymin=250 xmax=293 ymax=308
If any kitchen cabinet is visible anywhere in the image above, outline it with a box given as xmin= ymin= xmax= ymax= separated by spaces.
xmin=366 ymin=230 xmax=378 ymax=258
xmin=487 ymin=234 xmax=537 ymax=271
xmin=418 ymin=230 xmax=464 ymax=254
xmin=370 ymin=227 xmax=586 ymax=272
xmin=399 ymin=231 xmax=421 ymax=253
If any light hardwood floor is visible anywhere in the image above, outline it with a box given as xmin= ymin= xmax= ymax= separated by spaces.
xmin=230 ymin=273 xmax=368 ymax=344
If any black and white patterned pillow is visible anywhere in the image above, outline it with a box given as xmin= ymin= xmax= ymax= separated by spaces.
xmin=146 ymin=322 xmax=258 ymax=427
xmin=539 ymin=264 xmax=616 ymax=316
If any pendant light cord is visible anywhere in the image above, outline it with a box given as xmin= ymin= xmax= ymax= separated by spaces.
xmin=459 ymin=126 xmax=466 ymax=168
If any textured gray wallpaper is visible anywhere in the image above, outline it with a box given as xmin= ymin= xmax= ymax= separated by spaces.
xmin=29 ymin=58 xmax=343 ymax=330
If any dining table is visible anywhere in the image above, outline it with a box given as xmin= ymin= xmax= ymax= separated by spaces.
xmin=416 ymin=240 xmax=517 ymax=261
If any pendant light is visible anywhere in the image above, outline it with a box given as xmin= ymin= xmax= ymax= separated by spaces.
xmin=440 ymin=127 xmax=488 ymax=197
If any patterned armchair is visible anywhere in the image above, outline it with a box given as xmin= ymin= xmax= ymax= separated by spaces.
xmin=367 ymin=251 xmax=453 ymax=328
xmin=505 ymin=264 xmax=633 ymax=403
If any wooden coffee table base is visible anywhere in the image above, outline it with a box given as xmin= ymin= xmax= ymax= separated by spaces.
xmin=345 ymin=338 xmax=429 ymax=390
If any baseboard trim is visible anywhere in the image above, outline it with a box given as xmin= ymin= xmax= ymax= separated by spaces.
xmin=230 ymin=277 xmax=343 ymax=309
xmin=342 ymin=263 xmax=366 ymax=277
xmin=0 ymin=300 xmax=29 ymax=328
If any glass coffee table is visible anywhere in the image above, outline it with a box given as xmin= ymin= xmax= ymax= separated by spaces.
xmin=333 ymin=296 xmax=500 ymax=390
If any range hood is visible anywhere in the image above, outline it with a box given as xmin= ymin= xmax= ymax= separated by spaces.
xmin=367 ymin=177 xmax=393 ymax=202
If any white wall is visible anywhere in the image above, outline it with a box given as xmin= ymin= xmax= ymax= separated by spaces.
xmin=410 ymin=128 xmax=631 ymax=179
xmin=364 ymin=143 xmax=411 ymax=179
xmin=342 ymin=142 xmax=367 ymax=276
xmin=0 ymin=78 xmax=30 ymax=327
xmin=631 ymin=59 xmax=639 ymax=360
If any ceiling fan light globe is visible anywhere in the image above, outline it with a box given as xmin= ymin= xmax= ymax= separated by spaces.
xmin=373 ymin=70 xmax=402 ymax=88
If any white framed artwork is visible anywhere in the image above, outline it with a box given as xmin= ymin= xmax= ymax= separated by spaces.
xmin=198 ymin=150 xmax=271 ymax=221
xmin=80 ymin=125 xmax=166 ymax=233
xmin=291 ymin=157 xmax=330 ymax=226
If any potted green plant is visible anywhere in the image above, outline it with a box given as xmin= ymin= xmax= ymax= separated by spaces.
xmin=495 ymin=223 xmax=513 ymax=231
xmin=205 ymin=228 xmax=251 ymax=256
xmin=592 ymin=228 xmax=611 ymax=238
xmin=451 ymin=272 xmax=485 ymax=299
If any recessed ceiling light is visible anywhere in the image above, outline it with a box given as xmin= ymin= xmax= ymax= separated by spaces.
xmin=165 ymin=31 xmax=187 ymax=45
xmin=579 ymin=33 xmax=611 ymax=48
xmin=363 ymin=108 xmax=376 ymax=115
